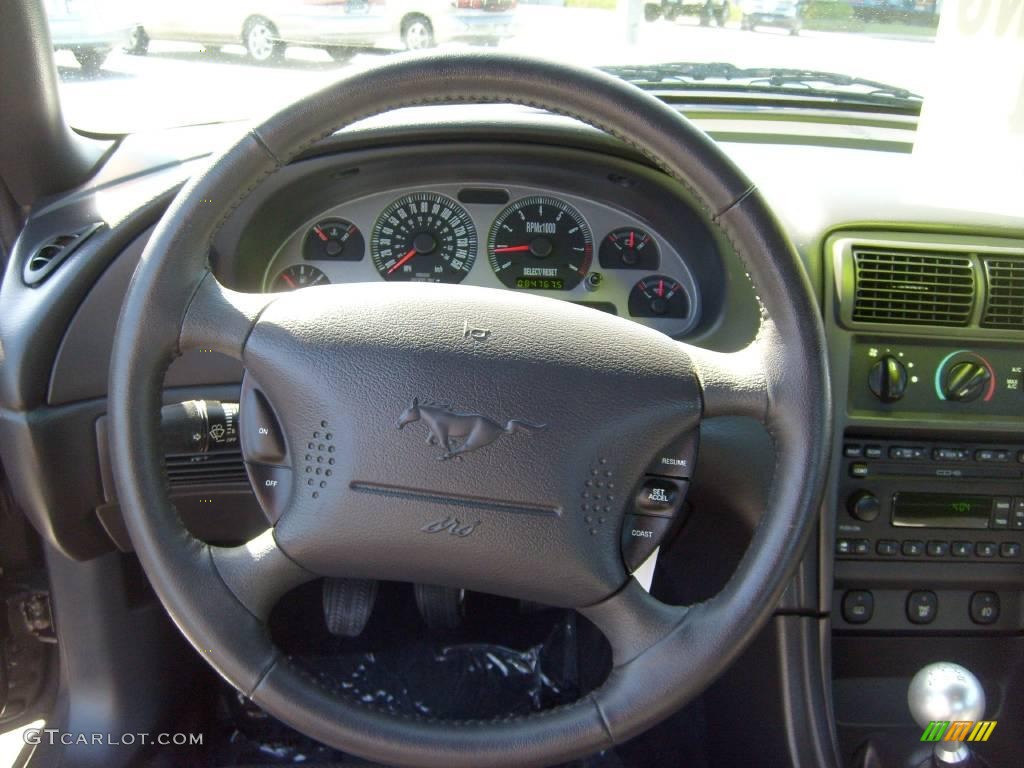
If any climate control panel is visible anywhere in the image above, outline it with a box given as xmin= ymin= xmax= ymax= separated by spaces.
xmin=850 ymin=339 xmax=1022 ymax=417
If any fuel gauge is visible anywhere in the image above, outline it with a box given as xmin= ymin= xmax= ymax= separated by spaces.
xmin=304 ymin=218 xmax=364 ymax=261
xmin=272 ymin=264 xmax=329 ymax=292
xmin=628 ymin=275 xmax=689 ymax=319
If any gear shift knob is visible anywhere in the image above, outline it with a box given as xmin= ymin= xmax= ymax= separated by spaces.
xmin=908 ymin=662 xmax=986 ymax=765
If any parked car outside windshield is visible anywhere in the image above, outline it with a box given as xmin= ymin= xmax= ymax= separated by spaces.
xmin=47 ymin=0 xmax=953 ymax=133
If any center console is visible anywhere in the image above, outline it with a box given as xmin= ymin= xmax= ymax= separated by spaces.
xmin=822 ymin=230 xmax=1024 ymax=766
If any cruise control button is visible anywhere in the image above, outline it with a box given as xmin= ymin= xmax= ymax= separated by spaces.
xmin=842 ymin=590 xmax=874 ymax=625
xmin=907 ymin=591 xmax=938 ymax=625
xmin=969 ymin=592 xmax=1000 ymax=625
xmin=647 ymin=431 xmax=698 ymax=479
xmin=621 ymin=514 xmax=673 ymax=572
xmin=241 ymin=387 xmax=287 ymax=464
xmin=247 ymin=463 xmax=292 ymax=523
xmin=634 ymin=478 xmax=684 ymax=517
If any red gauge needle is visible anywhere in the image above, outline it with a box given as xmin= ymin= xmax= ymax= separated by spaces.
xmin=313 ymin=226 xmax=328 ymax=242
xmin=628 ymin=231 xmax=635 ymax=248
xmin=492 ymin=245 xmax=532 ymax=253
xmin=657 ymin=279 xmax=665 ymax=297
xmin=388 ymin=248 xmax=418 ymax=275
xmin=280 ymin=273 xmax=297 ymax=288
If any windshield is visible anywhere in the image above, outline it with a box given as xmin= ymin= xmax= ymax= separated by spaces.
xmin=42 ymin=0 xmax=1016 ymax=135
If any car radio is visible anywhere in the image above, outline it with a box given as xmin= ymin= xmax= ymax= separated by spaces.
xmin=836 ymin=438 xmax=1024 ymax=562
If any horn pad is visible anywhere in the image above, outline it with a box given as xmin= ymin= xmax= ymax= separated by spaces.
xmin=243 ymin=282 xmax=701 ymax=606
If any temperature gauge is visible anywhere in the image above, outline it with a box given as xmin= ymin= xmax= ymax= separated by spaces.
xmin=272 ymin=264 xmax=329 ymax=292
xmin=628 ymin=275 xmax=689 ymax=319
xmin=304 ymin=218 xmax=364 ymax=261
xmin=599 ymin=228 xmax=659 ymax=270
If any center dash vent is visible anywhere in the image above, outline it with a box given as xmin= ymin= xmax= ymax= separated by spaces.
xmin=981 ymin=258 xmax=1024 ymax=330
xmin=165 ymin=450 xmax=247 ymax=487
xmin=851 ymin=247 xmax=975 ymax=327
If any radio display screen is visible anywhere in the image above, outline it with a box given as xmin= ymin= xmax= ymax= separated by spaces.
xmin=892 ymin=493 xmax=993 ymax=529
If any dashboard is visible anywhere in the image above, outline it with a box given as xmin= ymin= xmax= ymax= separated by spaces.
xmin=262 ymin=183 xmax=702 ymax=338
xmin=211 ymin=142 xmax=746 ymax=348
xmin=2 ymin=107 xmax=1023 ymax=767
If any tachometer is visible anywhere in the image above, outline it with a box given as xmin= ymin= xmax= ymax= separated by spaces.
xmin=487 ymin=196 xmax=593 ymax=290
xmin=370 ymin=192 xmax=477 ymax=283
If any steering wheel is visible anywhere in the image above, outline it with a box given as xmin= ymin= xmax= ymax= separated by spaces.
xmin=108 ymin=52 xmax=830 ymax=768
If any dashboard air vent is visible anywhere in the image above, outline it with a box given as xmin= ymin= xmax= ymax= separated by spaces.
xmin=165 ymin=450 xmax=247 ymax=487
xmin=851 ymin=247 xmax=975 ymax=327
xmin=23 ymin=222 xmax=103 ymax=285
xmin=981 ymin=258 xmax=1024 ymax=330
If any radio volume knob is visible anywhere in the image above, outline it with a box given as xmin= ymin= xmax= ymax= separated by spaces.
xmin=848 ymin=491 xmax=881 ymax=522
xmin=941 ymin=361 xmax=991 ymax=402
xmin=868 ymin=355 xmax=908 ymax=403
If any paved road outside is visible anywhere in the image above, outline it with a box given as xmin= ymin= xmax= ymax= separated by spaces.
xmin=55 ymin=8 xmax=935 ymax=133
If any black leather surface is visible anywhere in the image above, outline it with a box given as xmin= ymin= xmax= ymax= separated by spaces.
xmin=107 ymin=51 xmax=830 ymax=767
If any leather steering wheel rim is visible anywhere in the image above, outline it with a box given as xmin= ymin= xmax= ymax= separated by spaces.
xmin=108 ymin=52 xmax=831 ymax=768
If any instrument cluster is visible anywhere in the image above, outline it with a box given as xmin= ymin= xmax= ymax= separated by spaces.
xmin=264 ymin=183 xmax=702 ymax=338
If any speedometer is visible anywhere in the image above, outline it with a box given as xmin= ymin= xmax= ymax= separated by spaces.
xmin=370 ymin=192 xmax=477 ymax=283
xmin=487 ymin=196 xmax=593 ymax=291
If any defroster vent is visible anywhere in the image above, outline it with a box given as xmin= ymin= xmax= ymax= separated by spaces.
xmin=981 ymin=258 xmax=1024 ymax=330
xmin=852 ymin=247 xmax=975 ymax=327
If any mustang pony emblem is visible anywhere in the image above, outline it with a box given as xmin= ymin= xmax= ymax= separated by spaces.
xmin=397 ymin=398 xmax=547 ymax=460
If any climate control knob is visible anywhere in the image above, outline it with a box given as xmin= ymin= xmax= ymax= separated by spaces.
xmin=942 ymin=361 xmax=992 ymax=403
xmin=847 ymin=491 xmax=881 ymax=522
xmin=868 ymin=355 xmax=908 ymax=403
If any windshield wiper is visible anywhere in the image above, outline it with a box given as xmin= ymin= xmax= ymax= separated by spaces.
xmin=600 ymin=62 xmax=921 ymax=104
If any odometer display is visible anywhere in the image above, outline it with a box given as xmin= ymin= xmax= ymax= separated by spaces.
xmin=488 ymin=196 xmax=593 ymax=291
xmin=370 ymin=192 xmax=477 ymax=283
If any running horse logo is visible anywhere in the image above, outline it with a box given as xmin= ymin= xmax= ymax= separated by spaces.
xmin=397 ymin=398 xmax=547 ymax=460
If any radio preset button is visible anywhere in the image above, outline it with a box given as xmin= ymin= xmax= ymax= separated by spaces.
xmin=864 ymin=445 xmax=883 ymax=459
xmin=853 ymin=539 xmax=870 ymax=555
xmin=876 ymin=539 xmax=899 ymax=556
xmin=999 ymin=542 xmax=1021 ymax=558
xmin=901 ymin=540 xmax=925 ymax=557
xmin=926 ymin=541 xmax=950 ymax=557
xmin=976 ymin=541 xmax=997 ymax=558
xmin=843 ymin=444 xmax=863 ymax=458
xmin=907 ymin=591 xmax=938 ymax=625
xmin=969 ymin=592 xmax=1000 ymax=625
xmin=952 ymin=541 xmax=974 ymax=557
